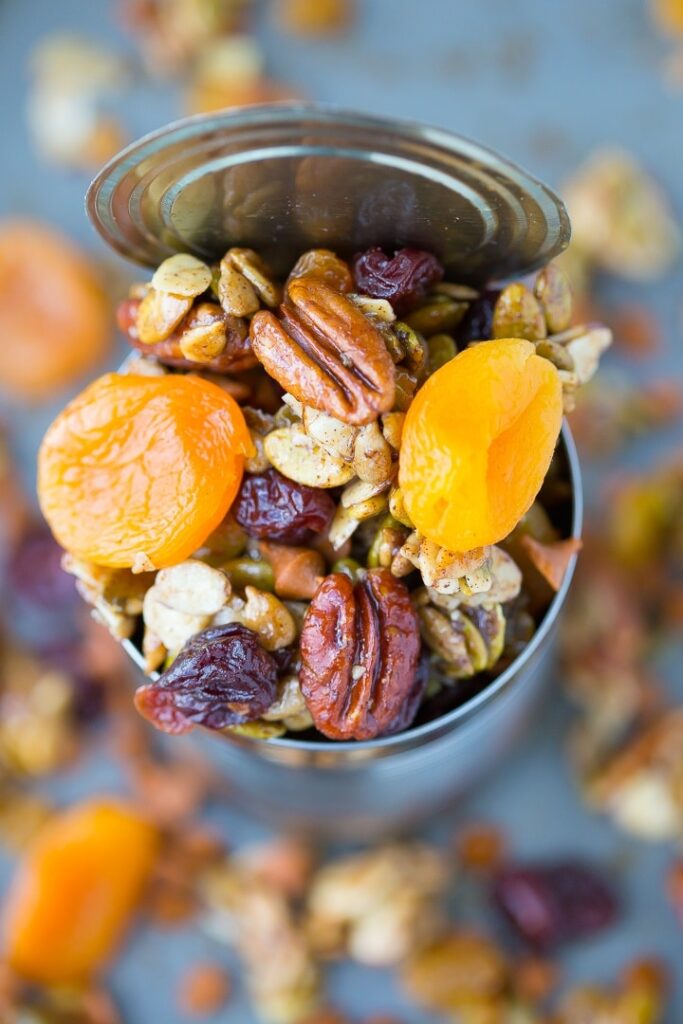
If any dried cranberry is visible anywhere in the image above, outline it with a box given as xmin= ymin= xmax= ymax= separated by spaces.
xmin=134 ymin=624 xmax=278 ymax=735
xmin=233 ymin=469 xmax=335 ymax=544
xmin=492 ymin=861 xmax=617 ymax=950
xmin=116 ymin=297 xmax=139 ymax=341
xmin=352 ymin=247 xmax=444 ymax=314
xmin=7 ymin=527 xmax=77 ymax=609
xmin=455 ymin=288 xmax=500 ymax=344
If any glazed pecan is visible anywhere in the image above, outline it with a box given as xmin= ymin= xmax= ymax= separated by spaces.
xmin=249 ymin=277 xmax=396 ymax=425
xmin=118 ymin=297 xmax=257 ymax=373
xmin=299 ymin=568 xmax=421 ymax=740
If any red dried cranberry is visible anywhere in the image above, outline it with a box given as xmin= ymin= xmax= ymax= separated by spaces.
xmin=455 ymin=288 xmax=500 ymax=344
xmin=352 ymin=247 xmax=444 ymax=314
xmin=492 ymin=861 xmax=617 ymax=950
xmin=116 ymin=297 xmax=139 ymax=341
xmin=134 ymin=624 xmax=278 ymax=735
xmin=233 ymin=469 xmax=335 ymax=544
xmin=8 ymin=527 xmax=77 ymax=609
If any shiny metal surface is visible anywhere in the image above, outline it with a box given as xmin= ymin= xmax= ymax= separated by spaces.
xmin=86 ymin=105 xmax=571 ymax=284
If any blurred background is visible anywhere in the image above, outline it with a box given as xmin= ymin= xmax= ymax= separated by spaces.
xmin=0 ymin=1 xmax=682 ymax=1022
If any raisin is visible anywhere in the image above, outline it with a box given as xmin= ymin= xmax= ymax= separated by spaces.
xmin=8 ymin=527 xmax=77 ymax=609
xmin=233 ymin=468 xmax=335 ymax=544
xmin=492 ymin=861 xmax=617 ymax=950
xmin=134 ymin=624 xmax=278 ymax=735
xmin=352 ymin=247 xmax=444 ymax=314
xmin=455 ymin=288 xmax=500 ymax=344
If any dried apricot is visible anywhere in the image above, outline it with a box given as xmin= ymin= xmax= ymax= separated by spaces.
xmin=399 ymin=339 xmax=562 ymax=551
xmin=0 ymin=220 xmax=110 ymax=401
xmin=38 ymin=373 xmax=252 ymax=569
xmin=2 ymin=800 xmax=158 ymax=984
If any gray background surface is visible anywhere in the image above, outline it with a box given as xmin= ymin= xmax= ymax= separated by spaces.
xmin=0 ymin=0 xmax=682 ymax=1021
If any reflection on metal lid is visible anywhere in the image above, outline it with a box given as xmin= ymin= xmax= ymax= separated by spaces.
xmin=86 ymin=104 xmax=571 ymax=284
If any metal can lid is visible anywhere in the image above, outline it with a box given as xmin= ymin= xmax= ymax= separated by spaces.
xmin=87 ymin=104 xmax=570 ymax=283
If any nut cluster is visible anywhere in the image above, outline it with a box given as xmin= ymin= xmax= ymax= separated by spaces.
xmin=75 ymin=243 xmax=611 ymax=743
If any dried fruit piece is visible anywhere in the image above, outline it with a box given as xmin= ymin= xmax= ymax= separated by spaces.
xmin=0 ymin=220 xmax=110 ymax=401
xmin=399 ymin=339 xmax=563 ymax=551
xmin=251 ymin=277 xmax=396 ymax=425
xmin=234 ymin=469 xmax=335 ymax=543
xmin=178 ymin=962 xmax=231 ymax=1016
xmin=352 ymin=247 xmax=444 ymax=314
xmin=519 ymin=535 xmax=582 ymax=591
xmin=492 ymin=861 xmax=617 ymax=950
xmin=2 ymin=800 xmax=158 ymax=983
xmin=38 ymin=373 xmax=252 ymax=570
xmin=135 ymin=624 xmax=278 ymax=734
xmin=299 ymin=569 xmax=421 ymax=740
xmin=258 ymin=540 xmax=325 ymax=600
xmin=288 ymin=248 xmax=353 ymax=291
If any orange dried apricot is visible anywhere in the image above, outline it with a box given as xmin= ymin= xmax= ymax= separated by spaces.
xmin=2 ymin=800 xmax=159 ymax=984
xmin=38 ymin=373 xmax=252 ymax=569
xmin=0 ymin=220 xmax=110 ymax=402
xmin=399 ymin=339 xmax=562 ymax=551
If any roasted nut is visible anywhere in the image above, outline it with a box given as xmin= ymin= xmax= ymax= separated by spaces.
xmin=250 ymin=278 xmax=396 ymax=425
xmin=388 ymin=485 xmax=413 ymax=527
xmin=349 ymin=293 xmax=397 ymax=325
xmin=288 ymin=249 xmax=353 ymax=292
xmin=394 ymin=532 xmax=490 ymax=596
xmin=124 ymin=296 xmax=256 ymax=373
xmin=327 ymin=503 xmax=362 ymax=550
xmin=136 ymin=288 xmax=192 ymax=345
xmin=226 ymin=248 xmax=281 ymax=307
xmin=367 ymin=515 xmax=410 ymax=569
xmin=263 ymin=674 xmax=313 ymax=730
xmin=380 ymin=411 xmax=405 ymax=450
xmin=142 ymin=560 xmax=231 ymax=651
xmin=218 ymin=253 xmax=261 ymax=317
xmin=535 ymin=338 xmax=575 ymax=372
xmin=302 ymin=406 xmax=357 ymax=462
xmin=178 ymin=303 xmax=228 ymax=362
xmin=492 ymin=283 xmax=547 ymax=342
xmin=352 ymin=421 xmax=394 ymax=484
xmin=151 ymin=253 xmax=212 ymax=297
xmin=534 ymin=263 xmax=572 ymax=334
xmin=299 ymin=569 xmax=421 ymax=740
xmin=264 ymin=425 xmax=355 ymax=487
xmin=428 ymin=545 xmax=522 ymax=608
xmin=403 ymin=932 xmax=509 ymax=1013
xmin=404 ymin=294 xmax=468 ymax=337
xmin=417 ymin=599 xmax=506 ymax=677
xmin=213 ymin=586 xmax=296 ymax=651
xmin=562 ymin=324 xmax=613 ymax=384
xmin=427 ymin=332 xmax=457 ymax=370
xmin=242 ymin=407 xmax=275 ymax=473
xmin=220 ymin=557 xmax=275 ymax=592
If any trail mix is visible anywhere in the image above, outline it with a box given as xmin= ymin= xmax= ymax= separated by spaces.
xmin=37 ymin=245 xmax=611 ymax=743
xmin=2 ymin=796 xmax=669 ymax=1023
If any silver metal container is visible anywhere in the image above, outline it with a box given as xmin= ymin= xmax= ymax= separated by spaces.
xmin=88 ymin=105 xmax=578 ymax=838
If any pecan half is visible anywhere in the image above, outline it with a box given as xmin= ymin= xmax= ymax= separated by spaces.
xmin=249 ymin=278 xmax=395 ymax=425
xmin=118 ymin=297 xmax=257 ymax=373
xmin=299 ymin=568 xmax=421 ymax=740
